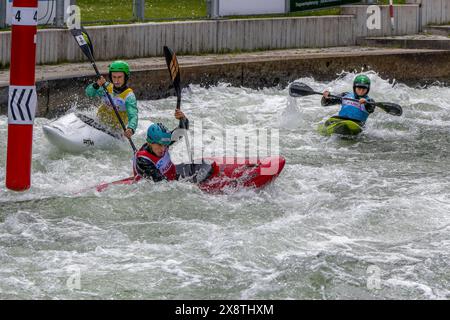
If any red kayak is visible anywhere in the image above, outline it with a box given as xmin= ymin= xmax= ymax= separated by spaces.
xmin=95 ymin=156 xmax=285 ymax=193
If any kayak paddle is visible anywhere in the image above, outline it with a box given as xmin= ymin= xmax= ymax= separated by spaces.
xmin=70 ymin=26 xmax=137 ymax=152
xmin=163 ymin=46 xmax=194 ymax=167
xmin=369 ymin=102 xmax=402 ymax=116
xmin=289 ymin=82 xmax=325 ymax=97
xmin=289 ymin=82 xmax=403 ymax=116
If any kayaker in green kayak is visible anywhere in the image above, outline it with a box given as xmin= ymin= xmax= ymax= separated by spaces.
xmin=288 ymin=76 xmax=402 ymax=136
xmin=320 ymin=74 xmax=375 ymax=135
xmin=85 ymin=60 xmax=138 ymax=139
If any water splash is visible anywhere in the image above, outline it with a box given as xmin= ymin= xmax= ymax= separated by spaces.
xmin=0 ymin=72 xmax=449 ymax=299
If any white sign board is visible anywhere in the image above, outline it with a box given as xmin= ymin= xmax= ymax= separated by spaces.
xmin=218 ymin=0 xmax=286 ymax=16
xmin=6 ymin=0 xmax=70 ymax=26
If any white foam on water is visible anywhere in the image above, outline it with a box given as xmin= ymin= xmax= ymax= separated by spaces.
xmin=0 ymin=72 xmax=449 ymax=299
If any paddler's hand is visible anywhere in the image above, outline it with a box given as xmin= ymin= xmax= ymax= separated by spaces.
xmin=359 ymin=98 xmax=367 ymax=105
xmin=124 ymin=128 xmax=134 ymax=139
xmin=175 ymin=110 xmax=186 ymax=120
xmin=97 ymin=76 xmax=107 ymax=87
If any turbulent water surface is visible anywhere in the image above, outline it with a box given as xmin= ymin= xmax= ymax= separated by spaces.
xmin=1 ymin=73 xmax=449 ymax=299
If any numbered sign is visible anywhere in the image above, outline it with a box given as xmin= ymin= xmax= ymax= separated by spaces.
xmin=11 ymin=7 xmax=38 ymax=26
xmin=5 ymin=0 xmax=71 ymax=26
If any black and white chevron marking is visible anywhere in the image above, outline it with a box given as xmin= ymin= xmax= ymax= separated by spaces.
xmin=8 ymin=86 xmax=36 ymax=125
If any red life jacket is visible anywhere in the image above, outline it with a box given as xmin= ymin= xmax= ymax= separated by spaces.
xmin=133 ymin=146 xmax=177 ymax=181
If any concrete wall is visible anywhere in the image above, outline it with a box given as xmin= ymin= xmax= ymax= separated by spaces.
xmin=2 ymin=49 xmax=449 ymax=118
xmin=341 ymin=5 xmax=420 ymax=38
xmin=0 ymin=16 xmax=356 ymax=66
xmin=214 ymin=16 xmax=355 ymax=52
xmin=406 ymin=0 xmax=450 ymax=25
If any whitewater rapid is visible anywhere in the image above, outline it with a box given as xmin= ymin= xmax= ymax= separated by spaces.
xmin=0 ymin=72 xmax=449 ymax=299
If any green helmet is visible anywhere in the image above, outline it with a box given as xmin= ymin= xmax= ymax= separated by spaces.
xmin=109 ymin=60 xmax=130 ymax=76
xmin=353 ymin=74 xmax=371 ymax=95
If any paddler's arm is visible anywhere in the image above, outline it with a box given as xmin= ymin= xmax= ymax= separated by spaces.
xmin=321 ymin=91 xmax=345 ymax=106
xmin=179 ymin=117 xmax=189 ymax=130
xmin=135 ymin=156 xmax=166 ymax=182
xmin=85 ymin=76 xmax=109 ymax=98
xmin=364 ymin=98 xmax=376 ymax=113
xmin=125 ymin=93 xmax=138 ymax=137
xmin=175 ymin=109 xmax=189 ymax=130
xmin=169 ymin=110 xmax=189 ymax=146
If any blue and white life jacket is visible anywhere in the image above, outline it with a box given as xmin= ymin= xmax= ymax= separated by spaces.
xmin=338 ymin=93 xmax=371 ymax=123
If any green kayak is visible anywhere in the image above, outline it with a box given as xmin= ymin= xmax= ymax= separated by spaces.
xmin=318 ymin=117 xmax=363 ymax=136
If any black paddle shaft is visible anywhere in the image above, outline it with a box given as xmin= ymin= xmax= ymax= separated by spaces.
xmin=163 ymin=46 xmax=188 ymax=129
xmin=163 ymin=46 xmax=194 ymax=170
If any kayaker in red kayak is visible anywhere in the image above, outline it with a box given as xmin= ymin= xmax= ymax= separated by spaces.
xmin=133 ymin=110 xmax=188 ymax=182
xmin=321 ymin=74 xmax=376 ymax=125
xmin=95 ymin=106 xmax=285 ymax=192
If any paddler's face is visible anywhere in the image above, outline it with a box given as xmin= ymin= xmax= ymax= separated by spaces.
xmin=355 ymin=87 xmax=368 ymax=96
xmin=150 ymin=143 xmax=167 ymax=157
xmin=111 ymin=72 xmax=125 ymax=87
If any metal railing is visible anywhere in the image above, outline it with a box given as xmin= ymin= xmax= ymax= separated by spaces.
xmin=70 ymin=0 xmax=208 ymax=25
xmin=0 ymin=0 xmax=6 ymax=29
xmin=0 ymin=0 xmax=208 ymax=29
xmin=1 ymin=0 xmax=368 ymax=29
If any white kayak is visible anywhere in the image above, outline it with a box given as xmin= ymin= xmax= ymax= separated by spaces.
xmin=43 ymin=112 xmax=126 ymax=153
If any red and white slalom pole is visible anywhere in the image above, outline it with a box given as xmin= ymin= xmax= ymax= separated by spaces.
xmin=6 ymin=0 xmax=38 ymax=191
xmin=389 ymin=0 xmax=395 ymax=31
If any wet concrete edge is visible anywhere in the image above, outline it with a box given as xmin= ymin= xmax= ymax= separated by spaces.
xmin=0 ymin=50 xmax=449 ymax=118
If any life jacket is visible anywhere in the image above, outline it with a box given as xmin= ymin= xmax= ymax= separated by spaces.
xmin=338 ymin=93 xmax=371 ymax=123
xmin=133 ymin=145 xmax=177 ymax=181
xmin=97 ymin=83 xmax=133 ymax=130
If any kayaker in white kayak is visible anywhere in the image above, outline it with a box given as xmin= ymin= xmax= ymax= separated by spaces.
xmin=133 ymin=110 xmax=189 ymax=182
xmin=321 ymin=74 xmax=375 ymax=125
xmin=85 ymin=61 xmax=138 ymax=139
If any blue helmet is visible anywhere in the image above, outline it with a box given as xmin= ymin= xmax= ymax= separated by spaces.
xmin=146 ymin=123 xmax=172 ymax=145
